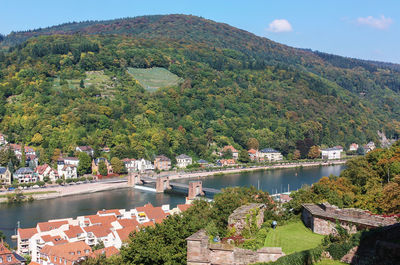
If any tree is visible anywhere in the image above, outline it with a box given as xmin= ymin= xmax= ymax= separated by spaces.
xmin=221 ymin=149 xmax=233 ymax=159
xmin=238 ymin=150 xmax=250 ymax=163
xmin=80 ymin=79 xmax=85 ymax=88
xmin=78 ymin=152 xmax=92 ymax=176
xmin=247 ymin=138 xmax=259 ymax=150
xmin=308 ymin=146 xmax=321 ymax=159
xmin=98 ymin=161 xmax=108 ymax=176
xmin=0 ymin=230 xmax=5 ymax=241
xmin=110 ymin=157 xmax=124 ymax=174
xmin=357 ymin=146 xmax=365 ymax=156
xmin=293 ymin=149 xmax=301 ymax=160
xmin=20 ymin=143 xmax=26 ymax=167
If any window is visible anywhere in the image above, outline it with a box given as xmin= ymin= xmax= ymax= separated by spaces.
xmin=0 ymin=257 xmax=3 ymax=263
xmin=7 ymin=256 xmax=11 ymax=262
xmin=77 ymin=251 xmax=81 ymax=254
xmin=54 ymin=257 xmax=57 ymax=262
xmin=60 ymin=257 xmax=62 ymax=263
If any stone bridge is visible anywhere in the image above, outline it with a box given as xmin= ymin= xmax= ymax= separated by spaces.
xmin=128 ymin=173 xmax=220 ymax=200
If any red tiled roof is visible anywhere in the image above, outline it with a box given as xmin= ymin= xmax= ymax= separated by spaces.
xmin=83 ymin=225 xmax=111 ymax=238
xmin=40 ymin=241 xmax=92 ymax=265
xmin=18 ymin=227 xmax=38 ymax=239
xmin=177 ymin=204 xmax=192 ymax=212
xmin=40 ymin=235 xmax=68 ymax=245
xmin=139 ymin=221 xmax=155 ymax=229
xmin=117 ymin=218 xmax=139 ymax=228
xmin=37 ymin=220 xmax=68 ymax=232
xmin=93 ymin=246 xmax=119 ymax=258
xmin=0 ymin=242 xmax=19 ymax=265
xmin=223 ymin=145 xmax=238 ymax=153
xmin=115 ymin=226 xmax=137 ymax=242
xmin=122 ymin=158 xmax=136 ymax=162
xmin=136 ymin=203 xmax=169 ymax=221
xmin=64 ymin=225 xmax=84 ymax=239
xmin=97 ymin=209 xmax=121 ymax=216
xmin=248 ymin=149 xmax=257 ymax=154
xmin=86 ymin=215 xmax=117 ymax=226
xmin=35 ymin=164 xmax=51 ymax=175
xmin=28 ymin=262 xmax=41 ymax=265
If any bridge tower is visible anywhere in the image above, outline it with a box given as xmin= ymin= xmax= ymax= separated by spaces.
xmin=127 ymin=171 xmax=142 ymax=186
xmin=156 ymin=176 xmax=171 ymax=193
xmin=188 ymin=181 xmax=204 ymax=200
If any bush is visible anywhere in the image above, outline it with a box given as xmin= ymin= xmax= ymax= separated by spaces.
xmin=65 ymin=178 xmax=73 ymax=183
xmin=56 ymin=179 xmax=64 ymax=185
xmin=327 ymin=241 xmax=353 ymax=260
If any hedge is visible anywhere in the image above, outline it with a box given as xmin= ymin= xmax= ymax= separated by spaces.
xmin=254 ymin=246 xmax=323 ymax=265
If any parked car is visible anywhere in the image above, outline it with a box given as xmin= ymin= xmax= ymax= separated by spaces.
xmin=8 ymin=187 xmax=15 ymax=191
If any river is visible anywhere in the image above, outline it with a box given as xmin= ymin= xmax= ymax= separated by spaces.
xmin=0 ymin=164 xmax=344 ymax=247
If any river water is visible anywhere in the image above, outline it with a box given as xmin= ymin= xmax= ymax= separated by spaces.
xmin=0 ymin=164 xmax=344 ymax=246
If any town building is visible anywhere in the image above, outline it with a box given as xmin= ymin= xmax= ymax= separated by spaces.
xmin=197 ymin=159 xmax=209 ymax=167
xmin=154 ymin=155 xmax=171 ymax=171
xmin=216 ymin=159 xmax=236 ymax=167
xmin=122 ymin=158 xmax=137 ymax=172
xmin=57 ymin=158 xmax=78 ymax=179
xmin=14 ymin=167 xmax=37 ymax=183
xmin=0 ymin=167 xmax=12 ymax=185
xmin=349 ymin=143 xmax=359 ymax=151
xmin=38 ymin=241 xmax=92 ymax=265
xmin=258 ymin=148 xmax=283 ymax=162
xmin=35 ymin=164 xmax=58 ymax=182
xmin=321 ymin=147 xmax=343 ymax=160
xmin=75 ymin=146 xmax=94 ymax=157
xmin=176 ymin=154 xmax=192 ymax=169
xmin=0 ymin=133 xmax=8 ymax=146
xmin=247 ymin=149 xmax=258 ymax=161
xmin=364 ymin=141 xmax=376 ymax=153
xmin=92 ymin=158 xmax=113 ymax=175
xmin=17 ymin=203 xmax=189 ymax=263
xmin=136 ymin=158 xmax=154 ymax=172
xmin=221 ymin=145 xmax=239 ymax=160
xmin=0 ymin=242 xmax=26 ymax=265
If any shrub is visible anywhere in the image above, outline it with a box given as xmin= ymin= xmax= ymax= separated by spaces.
xmin=327 ymin=241 xmax=353 ymax=260
xmin=65 ymin=178 xmax=73 ymax=183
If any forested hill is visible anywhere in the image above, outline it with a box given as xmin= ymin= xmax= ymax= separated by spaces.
xmin=0 ymin=14 xmax=399 ymax=163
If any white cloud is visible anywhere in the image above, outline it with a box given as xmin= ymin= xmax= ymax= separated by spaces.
xmin=356 ymin=15 xmax=393 ymax=30
xmin=267 ymin=19 xmax=293 ymax=33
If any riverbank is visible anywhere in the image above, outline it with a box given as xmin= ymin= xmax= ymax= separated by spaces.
xmin=0 ymin=181 xmax=129 ymax=203
xmin=168 ymin=160 xmax=347 ymax=180
xmin=0 ymin=160 xmax=346 ymax=203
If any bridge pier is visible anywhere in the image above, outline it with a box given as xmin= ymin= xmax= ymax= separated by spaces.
xmin=127 ymin=172 xmax=142 ymax=186
xmin=188 ymin=181 xmax=204 ymax=200
xmin=156 ymin=176 xmax=171 ymax=193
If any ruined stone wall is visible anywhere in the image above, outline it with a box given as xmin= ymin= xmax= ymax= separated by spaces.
xmin=187 ymin=230 xmax=285 ymax=265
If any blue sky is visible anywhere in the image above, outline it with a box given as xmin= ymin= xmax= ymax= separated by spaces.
xmin=1 ymin=0 xmax=399 ymax=63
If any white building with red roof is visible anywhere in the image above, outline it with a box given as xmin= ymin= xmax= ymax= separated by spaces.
xmin=35 ymin=164 xmax=58 ymax=182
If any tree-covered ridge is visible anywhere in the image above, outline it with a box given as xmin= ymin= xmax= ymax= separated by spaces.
xmin=0 ymin=31 xmax=399 ymax=164
xmin=288 ymin=141 xmax=400 ymax=215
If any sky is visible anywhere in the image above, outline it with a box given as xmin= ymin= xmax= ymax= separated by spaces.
xmin=1 ymin=0 xmax=399 ymax=63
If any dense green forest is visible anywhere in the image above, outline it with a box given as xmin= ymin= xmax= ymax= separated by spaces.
xmin=0 ymin=14 xmax=399 ymax=163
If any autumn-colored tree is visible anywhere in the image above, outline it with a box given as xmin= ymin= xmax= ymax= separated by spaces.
xmin=110 ymin=157 xmax=124 ymax=174
xmin=247 ymin=138 xmax=259 ymax=150
xmin=379 ymin=176 xmax=400 ymax=214
xmin=98 ymin=161 xmax=108 ymax=176
xmin=308 ymin=145 xmax=321 ymax=159
xmin=293 ymin=149 xmax=301 ymax=160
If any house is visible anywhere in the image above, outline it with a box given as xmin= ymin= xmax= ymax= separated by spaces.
xmin=0 ymin=133 xmax=8 ymax=146
xmin=17 ymin=227 xmax=38 ymax=255
xmin=247 ymin=149 xmax=258 ymax=161
xmin=258 ymin=148 xmax=283 ymax=162
xmin=154 ymin=155 xmax=171 ymax=171
xmin=92 ymin=158 xmax=113 ymax=175
xmin=38 ymin=241 xmax=92 ymax=265
xmin=35 ymin=164 xmax=58 ymax=182
xmin=197 ymin=159 xmax=209 ymax=167
xmin=57 ymin=158 xmax=78 ymax=179
xmin=217 ymin=159 xmax=236 ymax=167
xmin=0 ymin=167 xmax=12 ymax=185
xmin=10 ymin=144 xmax=36 ymax=157
xmin=221 ymin=145 xmax=239 ymax=160
xmin=176 ymin=154 xmax=192 ymax=169
xmin=349 ymin=143 xmax=359 ymax=151
xmin=321 ymin=147 xmax=343 ymax=160
xmin=364 ymin=141 xmax=376 ymax=153
xmin=136 ymin=158 xmax=154 ymax=172
xmin=0 ymin=242 xmax=26 ymax=265
xmin=100 ymin=147 xmax=110 ymax=153
xmin=122 ymin=159 xmax=137 ymax=172
xmin=14 ymin=167 xmax=37 ymax=183
xmin=75 ymin=146 xmax=94 ymax=157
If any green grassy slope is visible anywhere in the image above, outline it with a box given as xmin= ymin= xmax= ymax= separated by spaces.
xmin=127 ymin=67 xmax=182 ymax=92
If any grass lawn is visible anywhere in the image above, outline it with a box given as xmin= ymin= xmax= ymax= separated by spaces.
xmin=264 ymin=221 xmax=325 ymax=254
xmin=127 ymin=67 xmax=182 ymax=92
xmin=0 ymin=190 xmax=57 ymax=198
xmin=315 ymin=259 xmax=347 ymax=265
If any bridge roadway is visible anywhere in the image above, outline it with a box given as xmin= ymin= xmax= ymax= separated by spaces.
xmin=141 ymin=177 xmax=221 ymax=194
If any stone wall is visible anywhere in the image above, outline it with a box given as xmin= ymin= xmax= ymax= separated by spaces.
xmin=186 ymin=230 xmax=285 ymax=265
xmin=228 ymin=203 xmax=266 ymax=235
xmin=302 ymin=203 xmax=398 ymax=235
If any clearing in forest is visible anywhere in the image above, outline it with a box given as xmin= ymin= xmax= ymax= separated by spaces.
xmin=127 ymin=67 xmax=182 ymax=92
